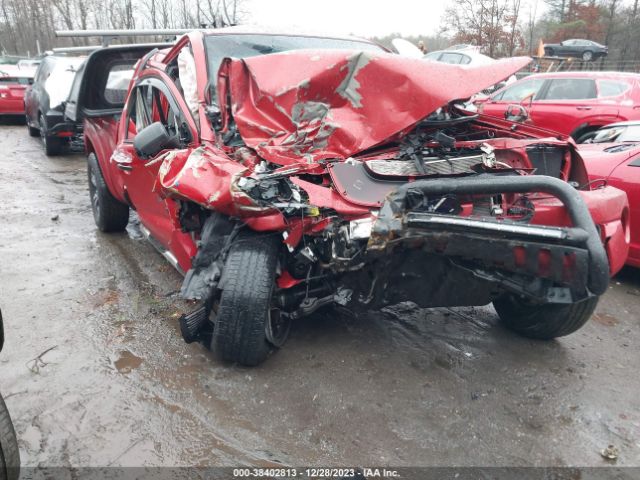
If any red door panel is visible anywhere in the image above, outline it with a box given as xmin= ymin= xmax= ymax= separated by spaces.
xmin=117 ymin=141 xmax=174 ymax=247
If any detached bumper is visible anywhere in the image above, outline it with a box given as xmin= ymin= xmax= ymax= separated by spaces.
xmin=369 ymin=174 xmax=611 ymax=299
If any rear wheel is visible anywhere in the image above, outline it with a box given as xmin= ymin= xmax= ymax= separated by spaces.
xmin=26 ymin=117 xmax=39 ymax=137
xmin=0 ymin=393 xmax=20 ymax=480
xmin=87 ymin=152 xmax=129 ymax=232
xmin=212 ymin=234 xmax=286 ymax=366
xmin=493 ymin=294 xmax=598 ymax=339
xmin=39 ymin=114 xmax=63 ymax=156
xmin=545 ymin=48 xmax=554 ymax=56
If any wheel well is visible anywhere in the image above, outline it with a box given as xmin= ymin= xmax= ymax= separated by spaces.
xmin=85 ymin=138 xmax=95 ymax=155
xmin=570 ymin=124 xmax=602 ymax=141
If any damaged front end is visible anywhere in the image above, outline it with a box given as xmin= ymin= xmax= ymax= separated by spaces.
xmin=170 ymin=47 xmax=628 ymax=347
xmin=177 ymin=142 xmax=617 ymax=318
xmin=365 ymin=174 xmax=609 ymax=307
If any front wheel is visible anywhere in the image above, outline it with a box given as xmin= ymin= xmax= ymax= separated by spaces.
xmin=87 ymin=153 xmax=129 ymax=232
xmin=0 ymin=393 xmax=20 ymax=480
xmin=493 ymin=294 xmax=598 ymax=339
xmin=545 ymin=48 xmax=554 ymax=57
xmin=212 ymin=234 xmax=286 ymax=366
xmin=582 ymin=50 xmax=594 ymax=61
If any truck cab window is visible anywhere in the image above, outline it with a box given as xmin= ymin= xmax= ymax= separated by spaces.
xmin=125 ymin=82 xmax=191 ymax=146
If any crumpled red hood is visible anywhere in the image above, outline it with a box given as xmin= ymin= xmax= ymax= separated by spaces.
xmin=218 ymin=50 xmax=530 ymax=165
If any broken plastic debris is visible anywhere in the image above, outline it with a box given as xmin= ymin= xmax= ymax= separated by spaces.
xmin=600 ymin=444 xmax=619 ymax=461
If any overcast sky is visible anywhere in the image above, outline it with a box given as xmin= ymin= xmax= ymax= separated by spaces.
xmin=245 ymin=0 xmax=450 ymax=38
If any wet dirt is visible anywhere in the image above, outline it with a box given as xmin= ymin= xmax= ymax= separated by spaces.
xmin=0 ymin=123 xmax=639 ymax=467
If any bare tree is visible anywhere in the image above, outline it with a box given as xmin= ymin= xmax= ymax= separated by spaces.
xmin=443 ymin=0 xmax=521 ymax=57
xmin=0 ymin=0 xmax=246 ymax=55
xmin=526 ymin=0 xmax=539 ymax=54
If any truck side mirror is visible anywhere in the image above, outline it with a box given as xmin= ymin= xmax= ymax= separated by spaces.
xmin=133 ymin=122 xmax=179 ymax=159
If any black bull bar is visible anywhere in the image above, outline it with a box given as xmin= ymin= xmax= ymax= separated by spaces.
xmin=369 ymin=175 xmax=609 ymax=297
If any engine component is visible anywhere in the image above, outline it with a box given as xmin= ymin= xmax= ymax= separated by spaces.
xmin=349 ymin=217 xmax=374 ymax=240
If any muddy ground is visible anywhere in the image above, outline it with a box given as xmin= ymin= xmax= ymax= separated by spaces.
xmin=0 ymin=121 xmax=639 ymax=469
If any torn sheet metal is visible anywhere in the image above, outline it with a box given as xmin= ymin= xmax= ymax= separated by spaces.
xmin=158 ymin=146 xmax=245 ymax=213
xmin=217 ymin=50 xmax=531 ymax=165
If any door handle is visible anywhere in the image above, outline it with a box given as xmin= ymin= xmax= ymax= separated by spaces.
xmin=576 ymin=106 xmax=592 ymax=110
xmin=116 ymin=163 xmax=133 ymax=171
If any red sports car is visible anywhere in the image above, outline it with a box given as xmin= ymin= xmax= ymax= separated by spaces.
xmin=0 ymin=65 xmax=35 ymax=116
xmin=477 ymin=71 xmax=640 ymax=141
xmin=580 ymin=142 xmax=640 ymax=267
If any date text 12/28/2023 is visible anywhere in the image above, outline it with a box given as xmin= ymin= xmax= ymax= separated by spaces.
xmin=232 ymin=467 xmax=400 ymax=478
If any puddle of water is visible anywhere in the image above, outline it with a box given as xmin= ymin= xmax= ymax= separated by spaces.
xmin=114 ymin=350 xmax=144 ymax=373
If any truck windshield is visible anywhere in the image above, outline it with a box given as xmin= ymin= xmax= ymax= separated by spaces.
xmin=204 ymin=33 xmax=383 ymax=84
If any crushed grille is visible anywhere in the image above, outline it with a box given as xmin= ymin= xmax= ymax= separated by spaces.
xmin=365 ymin=154 xmax=484 ymax=177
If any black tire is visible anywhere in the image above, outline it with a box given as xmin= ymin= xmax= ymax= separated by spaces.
xmin=0 ymin=393 xmax=20 ymax=480
xmin=545 ymin=48 xmax=554 ymax=57
xmin=576 ymin=131 xmax=598 ymax=143
xmin=582 ymin=50 xmax=594 ymax=61
xmin=26 ymin=117 xmax=39 ymax=137
xmin=39 ymin=114 xmax=63 ymax=156
xmin=87 ymin=152 xmax=129 ymax=232
xmin=493 ymin=294 xmax=598 ymax=339
xmin=212 ymin=234 xmax=281 ymax=366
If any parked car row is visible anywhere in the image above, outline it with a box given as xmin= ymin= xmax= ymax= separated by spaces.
xmin=24 ymin=55 xmax=85 ymax=155
xmin=0 ymin=29 xmax=637 ymax=367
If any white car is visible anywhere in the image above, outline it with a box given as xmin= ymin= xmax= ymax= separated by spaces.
xmin=424 ymin=49 xmax=495 ymax=66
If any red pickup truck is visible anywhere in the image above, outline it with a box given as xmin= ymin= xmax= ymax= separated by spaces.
xmin=67 ymin=28 xmax=629 ymax=366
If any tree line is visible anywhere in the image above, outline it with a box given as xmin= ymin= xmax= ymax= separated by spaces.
xmin=2 ymin=0 xmax=639 ymax=66
xmin=0 ymin=0 xmax=245 ymax=56
xmin=441 ymin=0 xmax=640 ymax=65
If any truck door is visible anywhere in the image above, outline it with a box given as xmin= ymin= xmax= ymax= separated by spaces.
xmin=116 ymin=76 xmax=195 ymax=249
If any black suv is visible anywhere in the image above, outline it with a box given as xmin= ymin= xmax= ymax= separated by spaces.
xmin=24 ymin=55 xmax=85 ymax=155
